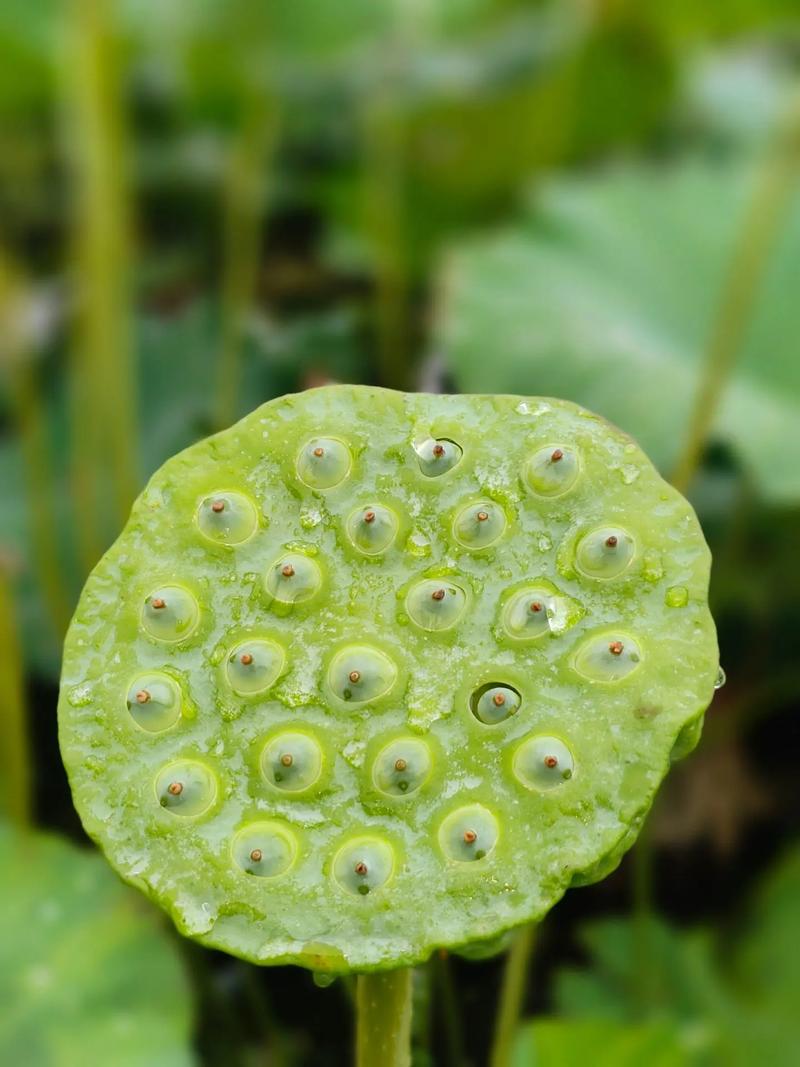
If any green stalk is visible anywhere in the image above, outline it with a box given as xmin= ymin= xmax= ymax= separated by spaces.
xmin=0 ymin=569 xmax=31 ymax=827
xmin=671 ymin=85 xmax=800 ymax=493
xmin=356 ymin=969 xmax=413 ymax=1067
xmin=66 ymin=0 xmax=137 ymax=568
xmin=214 ymin=5 xmax=278 ymax=431
xmin=490 ymin=925 xmax=536 ymax=1067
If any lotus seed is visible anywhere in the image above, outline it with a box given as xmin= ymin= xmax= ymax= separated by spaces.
xmin=453 ymin=500 xmax=507 ymax=549
xmin=575 ymin=526 xmax=636 ymax=579
xmin=333 ymin=836 xmax=395 ymax=896
xmin=574 ymin=632 xmax=643 ymax=681
xmin=405 ymin=578 xmax=467 ymax=632
xmin=265 ymin=553 xmax=322 ymax=605
xmin=155 ymin=760 xmax=217 ymax=817
xmin=261 ymin=731 xmax=323 ymax=793
xmin=141 ymin=586 xmax=200 ymax=643
xmin=415 ymin=438 xmax=463 ymax=477
xmin=513 ymin=736 xmax=575 ymax=791
xmin=439 ymin=805 xmax=499 ymax=863
xmin=372 ymin=738 xmax=432 ymax=797
xmin=225 ymin=638 xmax=285 ymax=696
xmin=470 ymin=683 xmax=521 ymax=725
xmin=233 ymin=822 xmax=297 ymax=878
xmin=296 ymin=437 xmax=352 ymax=489
xmin=196 ymin=490 xmax=258 ymax=545
xmin=523 ymin=444 xmax=580 ymax=497
xmin=327 ymin=644 xmax=398 ymax=705
xmin=126 ymin=673 xmax=182 ymax=733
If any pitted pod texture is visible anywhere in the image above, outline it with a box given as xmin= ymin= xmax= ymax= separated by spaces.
xmin=58 ymin=387 xmax=718 ymax=974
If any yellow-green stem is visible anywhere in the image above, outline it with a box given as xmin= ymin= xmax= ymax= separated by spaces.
xmin=490 ymin=925 xmax=536 ymax=1067
xmin=671 ymin=85 xmax=800 ymax=493
xmin=356 ymin=969 xmax=413 ymax=1067
xmin=0 ymin=570 xmax=31 ymax=827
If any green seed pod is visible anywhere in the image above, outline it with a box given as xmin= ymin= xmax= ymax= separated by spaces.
xmin=59 ymin=386 xmax=718 ymax=973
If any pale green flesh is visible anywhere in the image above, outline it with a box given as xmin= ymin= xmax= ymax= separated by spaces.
xmin=58 ymin=387 xmax=718 ymax=973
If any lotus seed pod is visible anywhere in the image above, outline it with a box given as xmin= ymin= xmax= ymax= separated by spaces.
xmin=59 ymin=386 xmax=718 ymax=973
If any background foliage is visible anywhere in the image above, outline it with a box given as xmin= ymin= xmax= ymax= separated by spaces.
xmin=1 ymin=1 xmax=799 ymax=1064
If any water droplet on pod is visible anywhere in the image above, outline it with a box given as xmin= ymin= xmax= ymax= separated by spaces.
xmin=141 ymin=586 xmax=200 ymax=643
xmin=126 ymin=673 xmax=182 ymax=732
xmin=512 ymin=735 xmax=574 ymax=791
xmin=665 ymin=585 xmax=689 ymax=608
xmin=575 ymin=526 xmax=636 ymax=579
xmin=155 ymin=760 xmax=217 ymax=816
xmin=327 ymin=645 xmax=398 ymax=704
xmin=415 ymin=438 xmax=463 ymax=477
xmin=225 ymin=638 xmax=285 ymax=696
xmin=232 ymin=821 xmax=298 ymax=878
xmin=523 ymin=445 xmax=580 ymax=497
xmin=260 ymin=731 xmax=324 ymax=793
xmin=196 ymin=491 xmax=258 ymax=545
xmin=438 ymin=804 xmax=499 ymax=863
xmin=469 ymin=683 xmax=521 ymax=725
xmin=405 ymin=579 xmax=467 ymax=632
xmin=372 ymin=738 xmax=432 ymax=797
xmin=714 ymin=667 xmax=726 ymax=690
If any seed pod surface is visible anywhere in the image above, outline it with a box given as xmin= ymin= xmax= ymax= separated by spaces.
xmin=59 ymin=387 xmax=718 ymax=973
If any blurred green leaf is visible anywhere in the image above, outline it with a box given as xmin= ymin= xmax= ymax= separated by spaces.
xmin=439 ymin=159 xmax=800 ymax=501
xmin=511 ymin=1018 xmax=688 ymax=1067
xmin=0 ymin=822 xmax=194 ymax=1066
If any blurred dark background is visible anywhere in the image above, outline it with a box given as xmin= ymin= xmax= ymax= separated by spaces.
xmin=1 ymin=1 xmax=800 ymax=1064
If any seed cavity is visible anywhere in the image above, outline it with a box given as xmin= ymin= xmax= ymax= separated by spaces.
xmin=346 ymin=503 xmax=399 ymax=556
xmin=523 ymin=445 xmax=580 ymax=497
xmin=573 ymin=631 xmax=643 ymax=682
xmin=265 ymin=553 xmax=323 ymax=605
xmin=453 ymin=499 xmax=507 ymax=550
xmin=470 ymin=683 xmax=521 ymax=725
xmin=438 ymin=804 xmax=499 ymax=863
xmin=415 ymin=438 xmax=463 ymax=477
xmin=575 ymin=526 xmax=636 ymax=579
xmin=372 ymin=737 xmax=432 ymax=798
xmin=232 ymin=821 xmax=298 ymax=878
xmin=225 ymin=638 xmax=285 ymax=696
xmin=155 ymin=760 xmax=217 ymax=816
xmin=296 ymin=437 xmax=352 ymax=489
xmin=333 ymin=836 xmax=395 ymax=896
xmin=513 ymin=735 xmax=574 ymax=791
xmin=196 ymin=490 xmax=258 ymax=545
xmin=126 ymin=673 xmax=182 ymax=733
xmin=327 ymin=645 xmax=398 ymax=705
xmin=405 ymin=578 xmax=467 ymax=632
xmin=260 ymin=731 xmax=324 ymax=794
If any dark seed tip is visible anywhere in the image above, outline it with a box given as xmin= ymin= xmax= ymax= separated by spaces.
xmin=551 ymin=448 xmax=564 ymax=462
xmin=250 ymin=848 xmax=263 ymax=862
xmin=609 ymin=641 xmax=624 ymax=656
xmin=463 ymin=829 xmax=478 ymax=844
xmin=431 ymin=588 xmax=446 ymax=602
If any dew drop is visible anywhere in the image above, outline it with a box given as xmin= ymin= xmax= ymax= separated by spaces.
xmin=665 ymin=585 xmax=689 ymax=608
xmin=714 ymin=667 xmax=726 ymax=690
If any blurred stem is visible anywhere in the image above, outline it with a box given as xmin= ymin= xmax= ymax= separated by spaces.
xmin=215 ymin=16 xmax=278 ymax=431
xmin=0 ymin=254 xmax=72 ymax=639
xmin=411 ymin=963 xmax=433 ymax=1066
xmin=0 ymin=569 xmax=31 ymax=827
xmin=434 ymin=952 xmax=465 ymax=1067
xmin=67 ymin=0 xmax=137 ymax=569
xmin=356 ymin=968 xmax=413 ymax=1067
xmin=671 ymin=86 xmax=800 ymax=493
xmin=489 ymin=925 xmax=536 ymax=1067
xmin=631 ymin=815 xmax=656 ymax=1017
